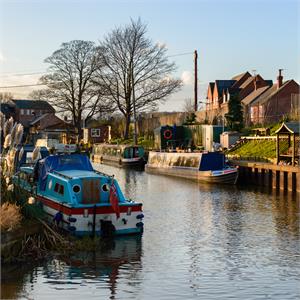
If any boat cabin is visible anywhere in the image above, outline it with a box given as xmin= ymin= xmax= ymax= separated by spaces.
xmin=34 ymin=154 xmax=126 ymax=206
xmin=93 ymin=144 xmax=145 ymax=160
xmin=199 ymin=152 xmax=227 ymax=171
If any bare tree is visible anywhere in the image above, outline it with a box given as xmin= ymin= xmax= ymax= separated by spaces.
xmin=0 ymin=92 xmax=13 ymax=101
xmin=96 ymin=19 xmax=182 ymax=139
xmin=182 ymin=98 xmax=194 ymax=113
xmin=37 ymin=40 xmax=109 ymax=138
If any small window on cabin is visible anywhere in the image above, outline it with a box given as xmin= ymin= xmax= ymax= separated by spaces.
xmin=54 ymin=183 xmax=64 ymax=195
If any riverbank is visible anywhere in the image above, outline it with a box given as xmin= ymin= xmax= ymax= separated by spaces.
xmin=232 ymin=159 xmax=300 ymax=193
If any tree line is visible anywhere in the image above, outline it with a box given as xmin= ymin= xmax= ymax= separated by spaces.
xmin=33 ymin=19 xmax=182 ymax=139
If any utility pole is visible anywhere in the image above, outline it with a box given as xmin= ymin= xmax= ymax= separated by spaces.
xmin=194 ymin=50 xmax=198 ymax=112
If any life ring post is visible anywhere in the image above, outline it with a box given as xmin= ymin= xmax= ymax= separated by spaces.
xmin=163 ymin=129 xmax=173 ymax=140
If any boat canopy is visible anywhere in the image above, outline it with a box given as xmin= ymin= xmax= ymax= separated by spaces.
xmin=15 ymin=145 xmax=49 ymax=171
xmin=38 ymin=154 xmax=93 ymax=190
xmin=199 ymin=152 xmax=226 ymax=171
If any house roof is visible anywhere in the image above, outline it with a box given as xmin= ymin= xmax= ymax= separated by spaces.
xmin=209 ymin=82 xmax=215 ymax=92
xmin=241 ymin=86 xmax=270 ymax=106
xmin=12 ymin=99 xmax=55 ymax=112
xmin=215 ymin=80 xmax=236 ymax=96
xmin=275 ymin=122 xmax=300 ymax=134
xmin=231 ymin=71 xmax=250 ymax=81
xmin=30 ymin=113 xmax=70 ymax=130
xmin=238 ymin=76 xmax=255 ymax=89
xmin=30 ymin=113 xmax=50 ymax=125
xmin=251 ymin=80 xmax=293 ymax=106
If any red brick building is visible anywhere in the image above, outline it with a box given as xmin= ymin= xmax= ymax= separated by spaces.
xmin=30 ymin=113 xmax=76 ymax=143
xmin=205 ymin=71 xmax=278 ymax=125
xmin=249 ymin=71 xmax=299 ymax=125
xmin=83 ymin=126 xmax=111 ymax=144
xmin=12 ymin=99 xmax=55 ymax=128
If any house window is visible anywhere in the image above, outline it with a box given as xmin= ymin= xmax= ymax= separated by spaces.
xmin=26 ymin=109 xmax=31 ymax=115
xmin=91 ymin=128 xmax=101 ymax=137
xmin=54 ymin=183 xmax=64 ymax=195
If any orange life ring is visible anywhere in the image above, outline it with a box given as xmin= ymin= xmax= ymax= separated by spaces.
xmin=164 ymin=129 xmax=172 ymax=140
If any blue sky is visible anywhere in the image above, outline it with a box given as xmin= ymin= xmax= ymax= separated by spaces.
xmin=0 ymin=0 xmax=299 ymax=111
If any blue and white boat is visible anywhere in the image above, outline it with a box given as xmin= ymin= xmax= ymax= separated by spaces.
xmin=13 ymin=153 xmax=144 ymax=236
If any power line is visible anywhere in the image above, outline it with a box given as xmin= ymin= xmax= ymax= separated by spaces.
xmin=0 ymin=83 xmax=46 ymax=89
xmin=0 ymin=51 xmax=196 ymax=88
xmin=0 ymin=51 xmax=194 ymax=77
xmin=0 ymin=71 xmax=47 ymax=77
xmin=167 ymin=52 xmax=194 ymax=58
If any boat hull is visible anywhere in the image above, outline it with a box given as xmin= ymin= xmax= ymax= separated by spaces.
xmin=37 ymin=195 xmax=144 ymax=236
xmin=92 ymin=154 xmax=145 ymax=168
xmin=145 ymin=165 xmax=238 ymax=184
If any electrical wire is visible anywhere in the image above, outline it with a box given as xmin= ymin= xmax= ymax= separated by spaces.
xmin=0 ymin=83 xmax=46 ymax=88
xmin=0 ymin=51 xmax=195 ymax=88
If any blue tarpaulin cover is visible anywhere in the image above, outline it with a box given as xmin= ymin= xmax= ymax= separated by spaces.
xmin=199 ymin=152 xmax=225 ymax=171
xmin=38 ymin=154 xmax=93 ymax=190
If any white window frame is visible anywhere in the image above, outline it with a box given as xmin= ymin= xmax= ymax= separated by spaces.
xmin=91 ymin=128 xmax=101 ymax=137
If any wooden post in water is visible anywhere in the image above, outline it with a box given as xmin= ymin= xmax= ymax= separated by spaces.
xmin=276 ymin=134 xmax=279 ymax=164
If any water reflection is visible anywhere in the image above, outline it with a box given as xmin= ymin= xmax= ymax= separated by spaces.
xmin=2 ymin=164 xmax=300 ymax=300
xmin=2 ymin=236 xmax=143 ymax=299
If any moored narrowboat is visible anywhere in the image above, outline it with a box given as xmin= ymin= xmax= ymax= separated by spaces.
xmin=13 ymin=154 xmax=144 ymax=236
xmin=145 ymin=151 xmax=238 ymax=184
xmin=92 ymin=144 xmax=145 ymax=168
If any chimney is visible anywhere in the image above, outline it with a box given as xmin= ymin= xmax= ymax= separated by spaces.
xmin=277 ymin=69 xmax=283 ymax=89
xmin=254 ymin=75 xmax=257 ymax=91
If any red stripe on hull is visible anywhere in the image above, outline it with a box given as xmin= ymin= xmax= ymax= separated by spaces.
xmin=37 ymin=195 xmax=142 ymax=215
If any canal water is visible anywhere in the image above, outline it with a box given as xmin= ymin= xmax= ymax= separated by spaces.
xmin=2 ymin=164 xmax=300 ymax=299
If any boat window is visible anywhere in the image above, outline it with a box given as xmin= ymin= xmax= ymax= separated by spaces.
xmin=73 ymin=184 xmax=81 ymax=193
xmin=102 ymin=183 xmax=110 ymax=192
xmin=48 ymin=179 xmax=53 ymax=190
xmin=54 ymin=183 xmax=64 ymax=195
xmin=19 ymin=172 xmax=27 ymax=180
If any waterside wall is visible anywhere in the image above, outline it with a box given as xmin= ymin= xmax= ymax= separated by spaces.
xmin=232 ymin=160 xmax=300 ymax=193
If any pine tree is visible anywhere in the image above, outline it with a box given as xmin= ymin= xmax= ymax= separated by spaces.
xmin=225 ymin=93 xmax=243 ymax=131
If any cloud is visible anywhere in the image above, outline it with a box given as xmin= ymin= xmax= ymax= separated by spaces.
xmin=181 ymin=71 xmax=193 ymax=85
xmin=156 ymin=41 xmax=167 ymax=49
xmin=0 ymin=51 xmax=5 ymax=62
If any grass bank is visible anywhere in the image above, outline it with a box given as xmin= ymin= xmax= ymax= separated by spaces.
xmin=226 ymin=139 xmax=277 ymax=161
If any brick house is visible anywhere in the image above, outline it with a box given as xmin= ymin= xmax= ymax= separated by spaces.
xmin=83 ymin=126 xmax=111 ymax=144
xmin=29 ymin=113 xmax=76 ymax=143
xmin=205 ymin=71 xmax=273 ymax=124
xmin=12 ymin=99 xmax=55 ymax=128
xmin=248 ymin=71 xmax=299 ymax=124
xmin=241 ymin=86 xmax=270 ymax=125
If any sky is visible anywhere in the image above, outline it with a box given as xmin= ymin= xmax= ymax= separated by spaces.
xmin=0 ymin=0 xmax=299 ymax=111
